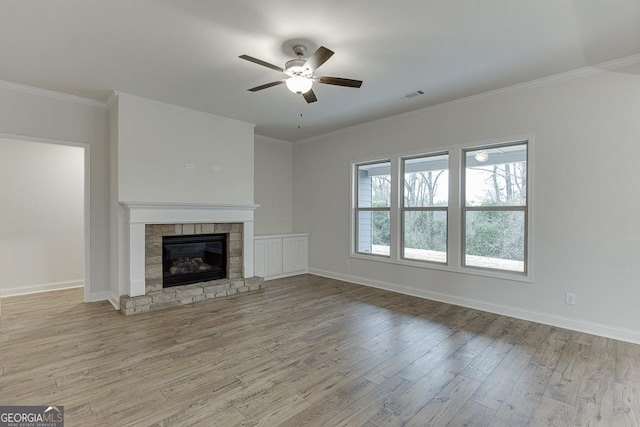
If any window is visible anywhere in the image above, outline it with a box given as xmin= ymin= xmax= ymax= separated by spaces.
xmin=355 ymin=161 xmax=391 ymax=256
xmin=463 ymin=142 xmax=528 ymax=273
xmin=402 ymin=154 xmax=449 ymax=263
xmin=351 ymin=138 xmax=530 ymax=280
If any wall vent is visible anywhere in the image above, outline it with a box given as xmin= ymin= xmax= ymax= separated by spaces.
xmin=402 ymin=90 xmax=425 ymax=100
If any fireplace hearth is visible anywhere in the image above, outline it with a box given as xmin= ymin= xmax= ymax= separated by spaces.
xmin=121 ymin=221 xmax=264 ymax=315
xmin=163 ymin=233 xmax=227 ymax=287
xmin=118 ymin=202 xmax=261 ymax=314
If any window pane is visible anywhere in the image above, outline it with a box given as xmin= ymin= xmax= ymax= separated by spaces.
xmin=357 ymin=211 xmax=390 ymax=256
xmin=403 ymin=210 xmax=447 ymax=263
xmin=404 ymin=154 xmax=448 ymax=207
xmin=465 ymin=210 xmax=525 ymax=272
xmin=465 ymin=144 xmax=526 ymax=207
xmin=358 ymin=161 xmax=391 ymax=208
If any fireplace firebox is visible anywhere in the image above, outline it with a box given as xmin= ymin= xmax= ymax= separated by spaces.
xmin=162 ymin=233 xmax=227 ymax=287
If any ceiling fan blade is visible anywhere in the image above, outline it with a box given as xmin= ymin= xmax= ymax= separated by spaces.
xmin=302 ymin=89 xmax=318 ymax=103
xmin=303 ymin=46 xmax=334 ymax=72
xmin=248 ymin=81 xmax=284 ymax=92
xmin=239 ymin=54 xmax=284 ymax=73
xmin=316 ymin=76 xmax=363 ymax=88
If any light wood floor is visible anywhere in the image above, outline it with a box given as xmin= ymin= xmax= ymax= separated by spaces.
xmin=1 ymin=274 xmax=639 ymax=426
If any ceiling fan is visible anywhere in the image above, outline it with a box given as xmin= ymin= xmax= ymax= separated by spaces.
xmin=239 ymin=44 xmax=363 ymax=103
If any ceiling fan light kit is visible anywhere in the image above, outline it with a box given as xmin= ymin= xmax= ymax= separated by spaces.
xmin=285 ymin=75 xmax=313 ymax=94
xmin=240 ymin=43 xmax=363 ymax=103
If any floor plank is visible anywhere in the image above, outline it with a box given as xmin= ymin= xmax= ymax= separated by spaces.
xmin=0 ymin=274 xmax=637 ymax=426
xmin=404 ymin=374 xmax=481 ymax=426
xmin=612 ymin=383 xmax=640 ymax=426
xmin=446 ymin=400 xmax=496 ymax=426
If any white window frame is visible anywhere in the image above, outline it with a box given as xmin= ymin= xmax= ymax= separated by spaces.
xmin=400 ymin=152 xmax=449 ymax=265
xmin=350 ymin=136 xmax=533 ymax=283
xmin=462 ymin=141 xmax=529 ymax=275
xmin=353 ymin=160 xmax=392 ymax=258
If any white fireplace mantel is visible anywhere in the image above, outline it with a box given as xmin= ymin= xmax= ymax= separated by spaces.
xmin=121 ymin=201 xmax=260 ymax=297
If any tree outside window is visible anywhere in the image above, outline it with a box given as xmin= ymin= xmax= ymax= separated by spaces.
xmin=353 ymin=140 xmax=529 ymax=277
xmin=463 ymin=143 xmax=528 ymax=272
xmin=402 ymin=154 xmax=448 ymax=263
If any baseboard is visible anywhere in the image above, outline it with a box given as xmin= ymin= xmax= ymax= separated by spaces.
xmin=308 ymin=267 xmax=640 ymax=345
xmin=89 ymin=291 xmax=120 ymax=310
xmin=262 ymin=270 xmax=308 ymax=281
xmin=108 ymin=292 xmax=120 ymax=310
xmin=0 ymin=279 xmax=84 ymax=297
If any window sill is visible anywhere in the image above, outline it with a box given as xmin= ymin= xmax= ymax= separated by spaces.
xmin=349 ymin=253 xmax=533 ymax=283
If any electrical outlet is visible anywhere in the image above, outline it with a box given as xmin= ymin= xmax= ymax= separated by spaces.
xmin=565 ymin=292 xmax=576 ymax=305
xmin=346 ymin=259 xmax=350 ymax=268
xmin=185 ymin=163 xmax=194 ymax=169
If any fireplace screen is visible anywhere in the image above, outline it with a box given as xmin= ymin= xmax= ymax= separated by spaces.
xmin=162 ymin=233 xmax=227 ymax=287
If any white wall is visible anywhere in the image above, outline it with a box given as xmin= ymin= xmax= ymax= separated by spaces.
xmin=112 ymin=93 xmax=257 ymax=299
xmin=0 ymin=85 xmax=109 ymax=301
xmin=293 ymin=66 xmax=640 ymax=343
xmin=117 ymin=93 xmax=255 ymax=204
xmin=0 ymin=139 xmax=84 ymax=294
xmin=254 ymin=135 xmax=293 ymax=235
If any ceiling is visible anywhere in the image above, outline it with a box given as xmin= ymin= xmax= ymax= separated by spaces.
xmin=1 ymin=0 xmax=639 ymax=142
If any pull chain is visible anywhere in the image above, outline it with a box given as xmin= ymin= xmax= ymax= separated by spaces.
xmin=298 ymin=112 xmax=303 ymax=129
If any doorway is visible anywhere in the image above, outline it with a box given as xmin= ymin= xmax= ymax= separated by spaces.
xmin=0 ymin=137 xmax=89 ymax=300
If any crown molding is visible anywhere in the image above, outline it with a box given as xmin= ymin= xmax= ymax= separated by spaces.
xmin=0 ymin=79 xmax=107 ymax=108
xmin=105 ymin=90 xmax=119 ymax=108
xmin=297 ymin=53 xmax=640 ymax=145
xmin=254 ymin=134 xmax=293 ymax=145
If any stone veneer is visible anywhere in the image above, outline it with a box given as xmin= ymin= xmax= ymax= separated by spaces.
xmin=145 ymin=222 xmax=244 ymax=287
xmin=120 ymin=276 xmax=264 ymax=315
xmin=119 ymin=222 xmax=263 ymax=315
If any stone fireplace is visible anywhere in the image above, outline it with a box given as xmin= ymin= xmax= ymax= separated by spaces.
xmin=119 ymin=202 xmax=262 ymax=314
xmin=162 ymin=232 xmax=227 ymax=287
xmin=146 ymin=223 xmax=242 ymax=289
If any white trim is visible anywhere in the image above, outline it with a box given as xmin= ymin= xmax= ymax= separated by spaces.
xmin=121 ymin=201 xmax=260 ymax=214
xmin=308 ymin=268 xmax=640 ymax=345
xmin=0 ymin=133 xmax=92 ymax=303
xmin=0 ymin=280 xmax=83 ymax=298
xmin=88 ymin=291 xmax=120 ymax=310
xmin=350 ymin=133 xmax=534 ymax=170
xmin=108 ymin=292 xmax=120 ymax=310
xmin=350 ymin=135 xmax=533 ymax=283
xmin=120 ymin=202 xmax=260 ymax=297
xmin=262 ymin=271 xmax=309 ymax=281
xmin=254 ymin=134 xmax=293 ymax=145
xmin=296 ymin=53 xmax=640 ymax=145
xmin=0 ymin=132 xmax=91 ymax=149
xmin=254 ymin=233 xmax=309 ymax=239
xmin=348 ymin=253 xmax=533 ymax=283
xmin=105 ymin=91 xmax=119 ymax=108
xmin=0 ymin=79 xmax=107 ymax=108
xmin=83 ymin=144 xmax=92 ymax=303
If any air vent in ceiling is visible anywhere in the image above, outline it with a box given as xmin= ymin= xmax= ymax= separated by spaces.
xmin=402 ymin=90 xmax=425 ymax=100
